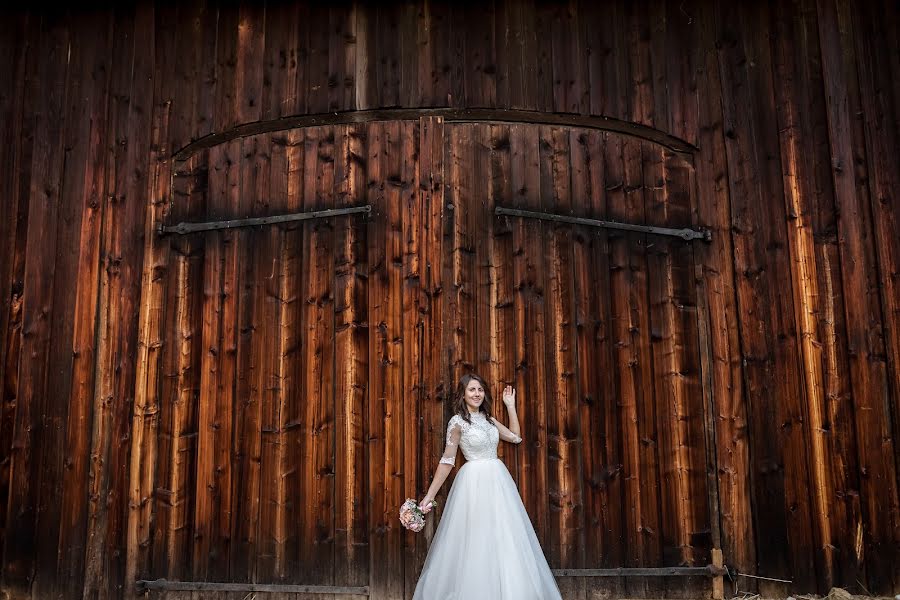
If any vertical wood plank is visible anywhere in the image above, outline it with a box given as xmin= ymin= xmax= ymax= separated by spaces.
xmin=692 ymin=0 xmax=756 ymax=583
xmin=400 ymin=119 xmax=421 ymax=600
xmin=509 ymin=124 xmax=549 ymax=549
xmin=3 ymin=14 xmax=69 ymax=598
xmin=818 ymin=0 xmax=900 ymax=588
xmin=540 ymin=125 xmax=584 ymax=600
xmin=54 ymin=13 xmax=112 ymax=598
xmin=333 ymin=122 xmax=369 ymax=600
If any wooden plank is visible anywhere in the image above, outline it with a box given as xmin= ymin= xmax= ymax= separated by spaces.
xmin=330 ymin=5 xmax=358 ymax=112
xmin=447 ymin=5 xmax=466 ymax=109
xmin=333 ymin=122 xmax=369 ymax=600
xmin=550 ymin=1 xmax=587 ymax=115
xmin=473 ymin=125 xmax=493 ymax=387
xmin=305 ymin=126 xmax=338 ymax=591
xmin=383 ymin=120 xmax=405 ymax=599
xmin=540 ymin=125 xmax=584 ymax=600
xmin=227 ymin=135 xmax=268 ymax=584
xmin=52 ymin=13 xmax=113 ymax=599
xmin=645 ymin=143 xmax=687 ymax=574
xmin=212 ymin=6 xmax=239 ymax=134
xmin=234 ymin=2 xmax=265 ymax=126
xmin=771 ymin=0 xmax=839 ymax=587
xmin=463 ymin=2 xmax=497 ymax=108
xmin=487 ymin=123 xmax=518 ymax=477
xmin=692 ymin=0 xmax=755 ymax=583
xmin=375 ymin=4 xmax=401 ymax=109
xmin=0 ymin=14 xmax=33 ymax=578
xmin=424 ymin=2 xmax=451 ymax=108
xmin=366 ymin=120 xmax=404 ymax=600
xmin=853 ymin=1 xmax=900 ymax=587
xmin=717 ymin=2 xmax=817 ymax=592
xmin=306 ymin=5 xmax=331 ymax=114
xmin=603 ymin=134 xmax=655 ymax=597
xmin=446 ymin=124 xmax=476 ymax=381
xmin=400 ymin=119 xmax=421 ymax=600
xmin=817 ymin=0 xmax=900 ymax=588
xmin=2 ymin=15 xmax=69 ymax=598
xmin=398 ymin=3 xmax=418 ymax=110
xmin=125 ymin=4 xmax=177 ymax=592
xmin=664 ymin=0 xmax=700 ymax=147
xmin=197 ymin=139 xmax=243 ymax=585
xmin=508 ymin=124 xmax=549 ymax=549
xmin=261 ymin=2 xmax=304 ymax=121
xmin=666 ymin=150 xmax=712 ymax=570
xmin=256 ymin=132 xmax=300 ymax=584
xmin=417 ymin=116 xmax=447 ymax=557
xmin=353 ymin=2 xmax=377 ymax=111
xmin=572 ymin=129 xmax=626 ymax=599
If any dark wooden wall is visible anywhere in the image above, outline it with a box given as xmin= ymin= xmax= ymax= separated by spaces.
xmin=0 ymin=1 xmax=898 ymax=599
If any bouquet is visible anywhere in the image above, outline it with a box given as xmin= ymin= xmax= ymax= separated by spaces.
xmin=399 ymin=498 xmax=437 ymax=532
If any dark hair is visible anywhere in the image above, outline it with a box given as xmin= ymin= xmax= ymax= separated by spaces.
xmin=452 ymin=373 xmax=494 ymax=425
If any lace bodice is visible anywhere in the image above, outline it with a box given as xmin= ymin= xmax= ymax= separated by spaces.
xmin=439 ymin=412 xmax=522 ymax=466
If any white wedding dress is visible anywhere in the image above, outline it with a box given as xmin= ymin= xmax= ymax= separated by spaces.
xmin=413 ymin=412 xmax=563 ymax=600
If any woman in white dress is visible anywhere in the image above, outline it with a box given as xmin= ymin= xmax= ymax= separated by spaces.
xmin=413 ymin=373 xmax=563 ymax=600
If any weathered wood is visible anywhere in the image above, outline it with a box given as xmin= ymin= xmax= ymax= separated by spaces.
xmin=854 ymin=0 xmax=900 ymax=585
xmin=125 ymin=6 xmax=177 ymax=593
xmin=487 ymin=123 xmax=517 ymax=476
xmin=137 ymin=579 xmax=369 ymax=595
xmin=54 ymin=14 xmax=112 ymax=600
xmin=2 ymin=3 xmax=899 ymax=598
xmin=333 ymin=122 xmax=370 ymax=600
xmin=3 ymin=16 xmax=69 ymax=598
xmin=0 ymin=14 xmax=32 ymax=581
xmin=508 ymin=123 xmax=550 ymax=551
xmin=692 ymin=0 xmax=756 ymax=584
xmin=541 ymin=125 xmax=585 ymax=600
xmin=174 ymin=108 xmax=698 ymax=162
xmin=400 ymin=119 xmax=422 ymax=600
xmin=771 ymin=0 xmax=837 ymax=587
xmin=817 ymin=0 xmax=900 ymax=588
xmin=418 ymin=116 xmax=446 ymax=559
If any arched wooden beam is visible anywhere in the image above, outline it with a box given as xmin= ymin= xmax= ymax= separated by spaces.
xmin=171 ymin=108 xmax=698 ymax=163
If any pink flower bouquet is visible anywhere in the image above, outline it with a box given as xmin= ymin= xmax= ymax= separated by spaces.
xmin=399 ymin=498 xmax=437 ymax=532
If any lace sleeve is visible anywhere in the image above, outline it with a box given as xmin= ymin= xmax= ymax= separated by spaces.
xmin=439 ymin=418 xmax=462 ymax=466
xmin=498 ymin=428 xmax=522 ymax=444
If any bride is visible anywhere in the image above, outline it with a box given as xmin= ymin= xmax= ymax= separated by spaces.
xmin=413 ymin=373 xmax=563 ymax=600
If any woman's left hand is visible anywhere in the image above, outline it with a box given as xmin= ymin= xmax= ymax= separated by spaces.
xmin=501 ymin=385 xmax=516 ymax=408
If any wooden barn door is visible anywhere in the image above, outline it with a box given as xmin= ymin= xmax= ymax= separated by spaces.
xmin=441 ymin=122 xmax=714 ymax=598
xmin=134 ymin=118 xmax=713 ymax=599
xmin=133 ymin=118 xmax=447 ymax=598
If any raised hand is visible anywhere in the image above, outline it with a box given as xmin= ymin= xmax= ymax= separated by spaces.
xmin=501 ymin=385 xmax=516 ymax=408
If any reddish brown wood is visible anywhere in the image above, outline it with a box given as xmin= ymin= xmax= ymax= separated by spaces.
xmin=0 ymin=3 xmax=898 ymax=598
xmin=540 ymin=125 xmax=584 ymax=600
xmin=855 ymin=1 xmax=900 ymax=583
xmin=1 ymin=17 xmax=69 ymax=597
xmin=691 ymin=0 xmax=756 ymax=582
xmin=333 ymin=122 xmax=369 ymax=600
xmin=54 ymin=16 xmax=113 ymax=597
xmin=818 ymin=0 xmax=900 ymax=588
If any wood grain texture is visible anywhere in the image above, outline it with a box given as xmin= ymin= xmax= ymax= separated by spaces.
xmin=0 ymin=2 xmax=898 ymax=598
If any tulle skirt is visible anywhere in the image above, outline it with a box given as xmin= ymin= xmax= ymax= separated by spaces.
xmin=412 ymin=458 xmax=563 ymax=600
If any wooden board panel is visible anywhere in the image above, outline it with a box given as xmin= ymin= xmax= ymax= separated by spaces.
xmin=817 ymin=0 xmax=900 ymax=588
xmin=333 ymin=122 xmax=370 ymax=599
xmin=3 ymin=15 xmax=69 ymax=598
xmin=508 ymin=124 xmax=550 ymax=552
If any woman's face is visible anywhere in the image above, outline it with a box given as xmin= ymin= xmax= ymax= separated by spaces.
xmin=464 ymin=379 xmax=485 ymax=412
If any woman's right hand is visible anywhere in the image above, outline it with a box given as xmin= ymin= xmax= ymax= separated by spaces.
xmin=419 ymin=496 xmax=435 ymax=514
